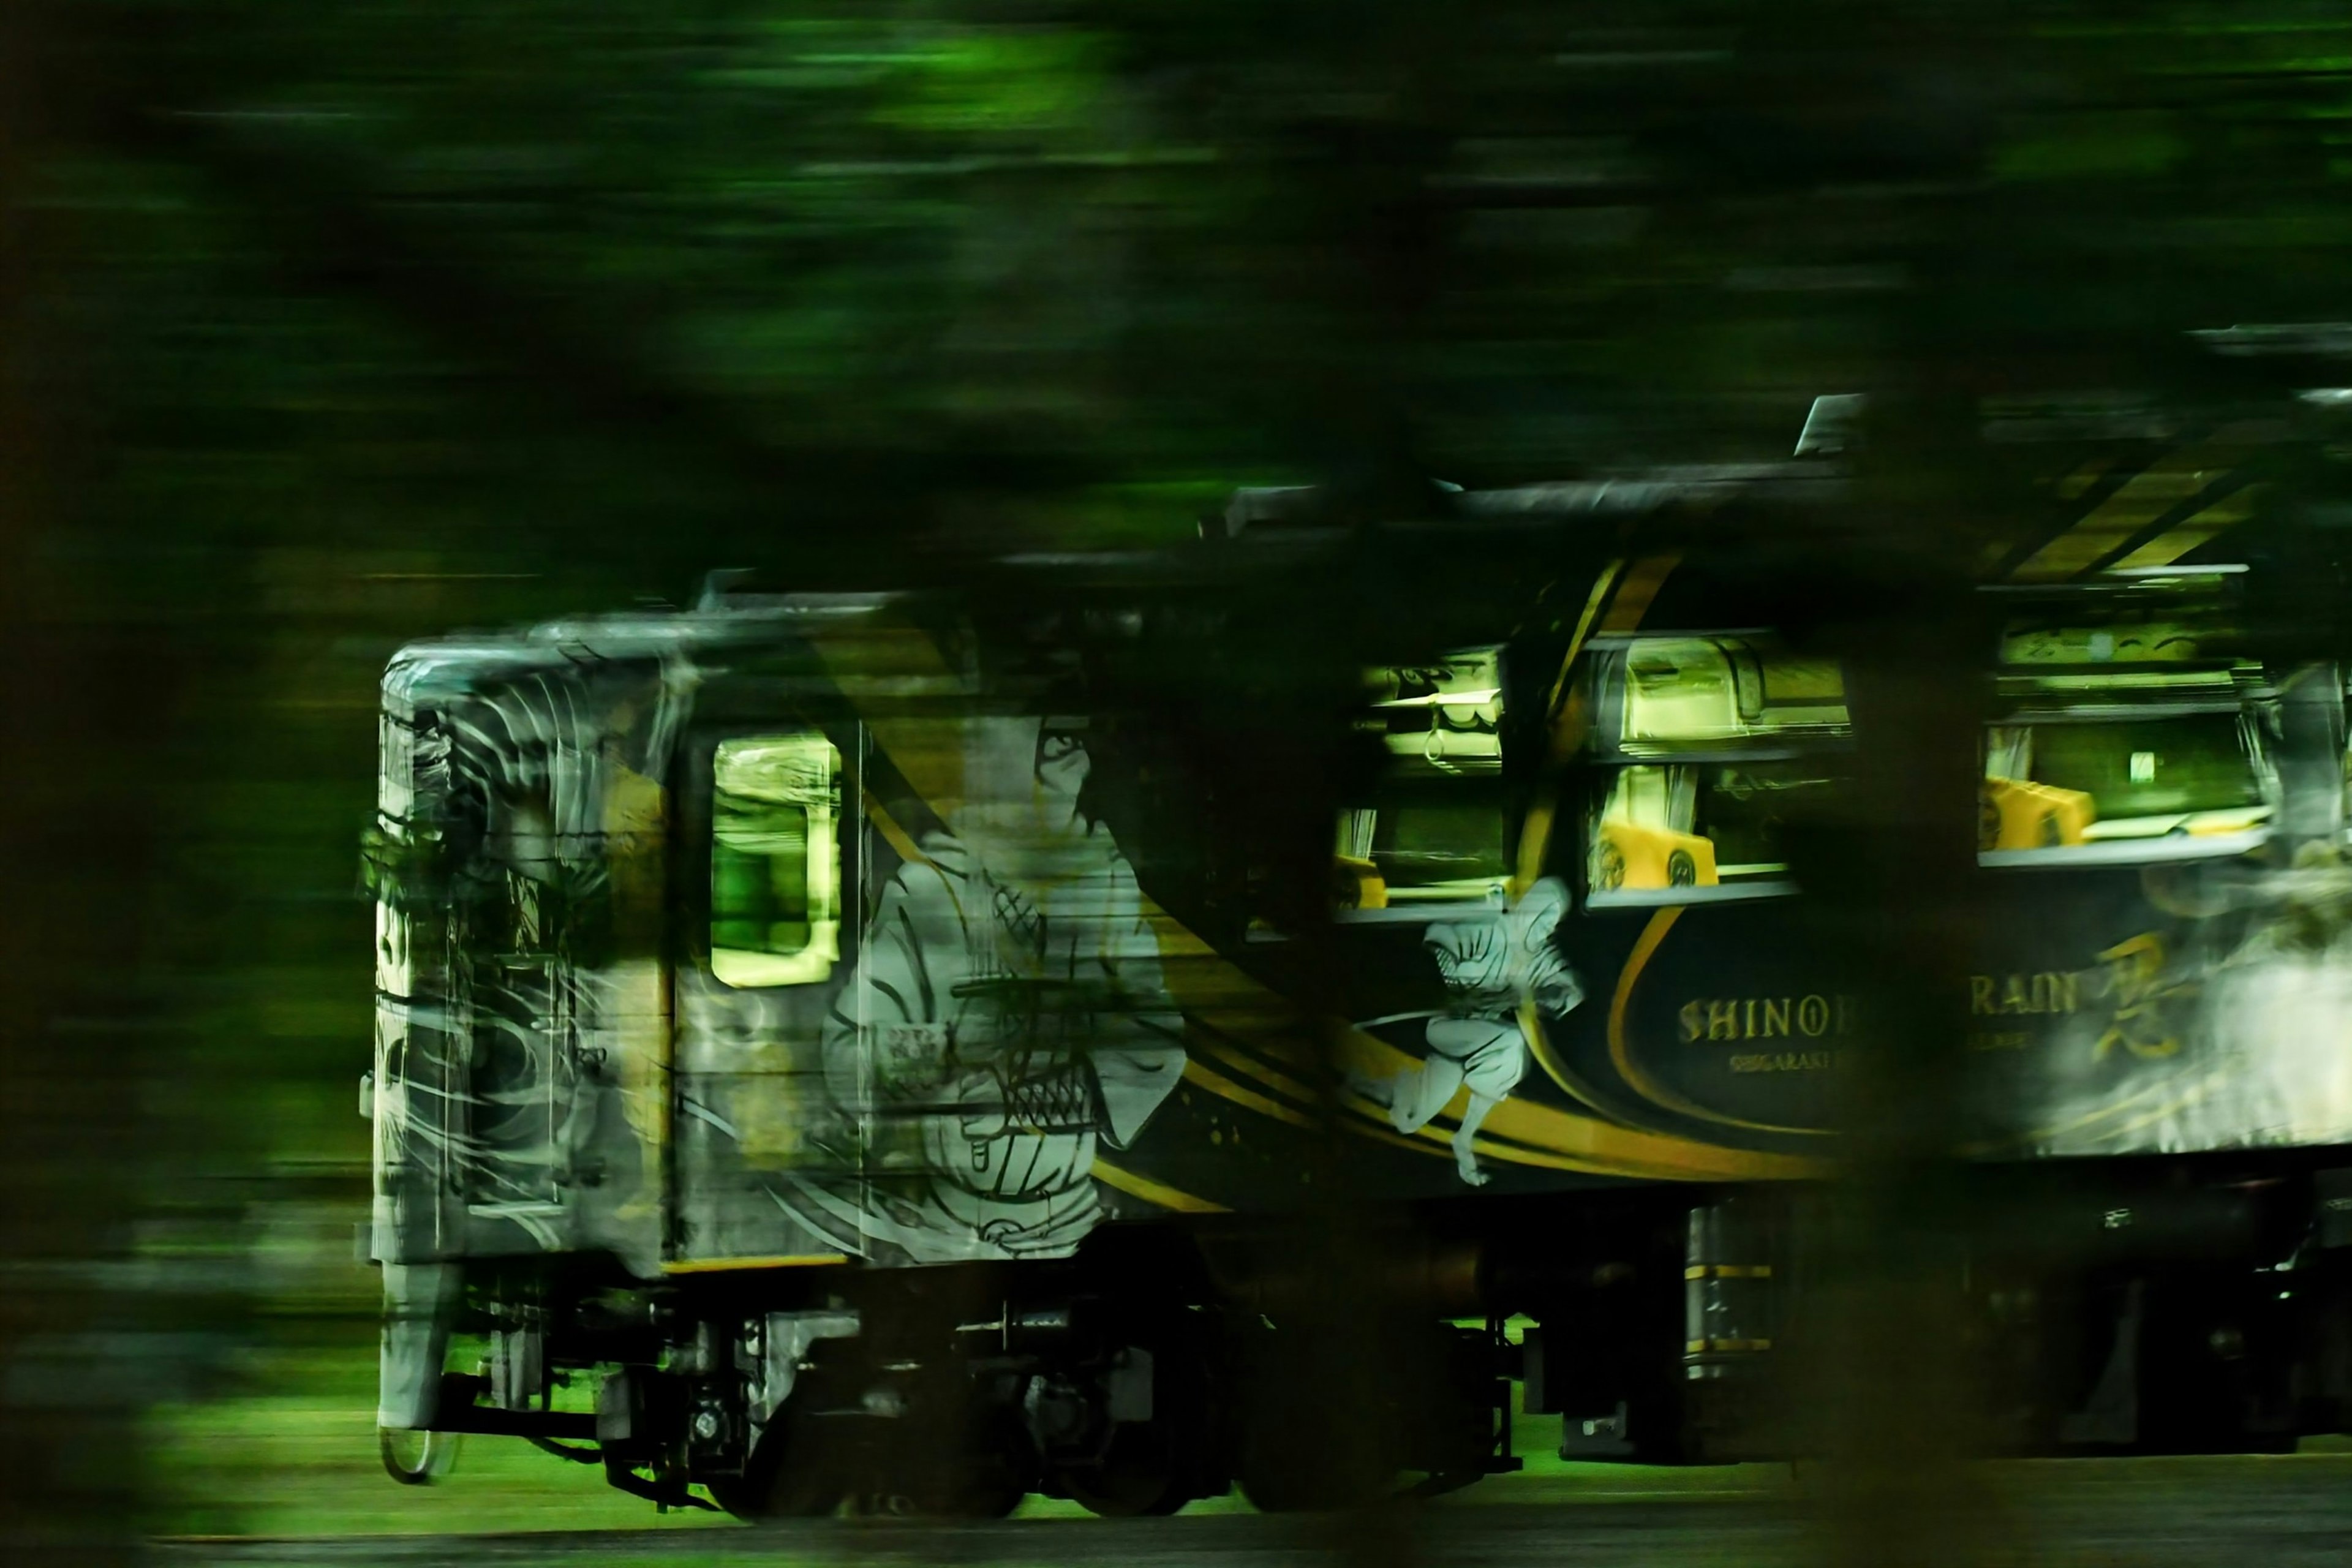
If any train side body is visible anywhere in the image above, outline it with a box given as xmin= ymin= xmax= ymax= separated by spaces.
xmin=367 ymin=590 xmax=2352 ymax=1262
xmin=363 ymin=518 xmax=2352 ymax=1506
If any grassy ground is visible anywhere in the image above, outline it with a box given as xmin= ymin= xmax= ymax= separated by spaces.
xmin=148 ymin=1333 xmax=1783 ymax=1540
xmin=151 ymin=1336 xmax=734 ymax=1539
xmin=149 ymin=1340 xmax=2352 ymax=1568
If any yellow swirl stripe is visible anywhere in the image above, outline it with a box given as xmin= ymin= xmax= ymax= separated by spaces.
xmin=1176 ymin=986 xmax=1820 ymax=1182
xmin=1605 ymin=909 xmax=1828 ymax=1137
xmin=662 ymin=1253 xmax=850 ymax=1273
xmin=1182 ymin=1055 xmax=1315 ymax=1128
xmin=1091 ymin=1158 xmax=1230 ymax=1214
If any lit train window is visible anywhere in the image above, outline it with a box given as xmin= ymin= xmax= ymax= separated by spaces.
xmin=1368 ymin=647 xmax=1503 ymax=774
xmin=1588 ymin=760 xmax=1839 ymax=894
xmin=1981 ymin=712 xmax=2273 ymax=859
xmin=1582 ymin=633 xmax=1848 ymax=904
xmin=1335 ymin=778 xmax=1510 ymax=908
xmin=1337 ymin=647 xmax=1509 ymax=911
xmin=1615 ymin=636 xmax=1848 ymax=754
xmin=711 ymin=733 xmax=842 ymax=987
xmin=1982 ymin=613 xmax=2276 ymax=864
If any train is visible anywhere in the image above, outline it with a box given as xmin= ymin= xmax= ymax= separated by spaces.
xmin=364 ymin=405 xmax=2352 ymax=1515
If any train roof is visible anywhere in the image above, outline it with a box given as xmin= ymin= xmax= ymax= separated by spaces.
xmin=386 ymin=381 xmax=2342 ymax=703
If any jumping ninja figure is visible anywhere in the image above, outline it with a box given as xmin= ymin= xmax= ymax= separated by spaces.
xmin=1357 ymin=877 xmax=1581 ymax=1186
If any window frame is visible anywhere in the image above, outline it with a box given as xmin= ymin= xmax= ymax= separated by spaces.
xmin=1333 ymin=644 xmax=1517 ymax=922
xmin=1586 ymin=633 xmax=1855 ymax=766
xmin=1975 ymin=691 xmax=2281 ymax=871
xmin=679 ymin=720 xmax=861 ymax=990
xmin=1579 ymin=631 xmax=1848 ymax=910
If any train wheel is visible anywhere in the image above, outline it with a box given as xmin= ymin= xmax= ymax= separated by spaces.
xmin=1062 ymin=1336 xmax=1215 ymax=1517
xmin=890 ymin=1446 xmax=1028 ymax=1520
xmin=858 ymin=1400 xmax=1030 ymax=1519
xmin=715 ymin=1403 xmax=845 ymax=1520
xmin=857 ymin=1458 xmax=1025 ymax=1520
xmin=1064 ymin=1422 xmax=1192 ymax=1517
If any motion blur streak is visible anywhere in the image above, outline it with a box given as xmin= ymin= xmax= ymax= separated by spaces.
xmin=11 ymin=2 xmax=2352 ymax=1567
xmin=3 ymin=7 xmax=155 ymax=1565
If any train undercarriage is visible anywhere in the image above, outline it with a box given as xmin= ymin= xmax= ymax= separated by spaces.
xmin=391 ymin=1156 xmax=2352 ymax=1517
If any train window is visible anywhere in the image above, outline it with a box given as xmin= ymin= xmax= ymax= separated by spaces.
xmin=1336 ymin=647 xmax=1510 ymax=912
xmin=1580 ymin=633 xmax=1846 ymax=904
xmin=1367 ymin=646 xmax=1503 ymax=774
xmin=1999 ymin=619 xmax=2212 ymax=667
xmin=1981 ymin=712 xmax=2273 ymax=859
xmin=1335 ymin=778 xmax=1511 ymax=907
xmin=1588 ymin=760 xmax=1837 ymax=895
xmin=710 ymin=732 xmax=842 ymax=987
xmin=1614 ymin=636 xmax=1849 ymax=754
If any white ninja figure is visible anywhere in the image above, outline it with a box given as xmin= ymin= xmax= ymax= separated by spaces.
xmin=1357 ymin=877 xmax=1581 ymax=1185
xmin=806 ymin=716 xmax=1186 ymax=1262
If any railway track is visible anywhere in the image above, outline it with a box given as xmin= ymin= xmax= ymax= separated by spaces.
xmin=153 ymin=1453 xmax=2352 ymax=1567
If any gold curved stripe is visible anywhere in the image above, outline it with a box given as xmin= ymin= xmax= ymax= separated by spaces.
xmin=1973 ymin=1069 xmax=2226 ymax=1157
xmin=1192 ymin=1030 xmax=1321 ymax=1106
xmin=1182 ymin=1056 xmax=1315 ymax=1128
xmin=662 ymin=1253 xmax=850 ymax=1273
xmin=2109 ymin=489 xmax=2255 ymax=572
xmin=862 ymin=788 xmax=931 ymax=867
xmin=1513 ymin=548 xmax=1677 ymax=988
xmin=805 ymin=623 xmax=974 ymax=809
xmin=1599 ymin=552 xmax=1683 ymax=635
xmin=1329 ymin=1017 xmax=1817 ymax=1181
xmin=1191 ymin=1012 xmax=1705 ymax=1178
xmin=1540 ymin=559 xmax=1624 ymax=723
xmin=2010 ymin=431 xmax=2258 ymax=582
xmin=1514 ymin=556 xmax=1634 ymax=892
xmin=1607 ymin=908 xmax=1830 ymax=1138
xmin=1181 ymin=946 xmax=2217 ymax=1171
xmin=1172 ymin=1033 xmax=1687 ymax=1180
xmin=1336 ymin=1087 xmax=1732 ymax=1179
xmin=1518 ymin=998 xmax=1630 ymax=1117
xmin=1976 ymin=1062 xmax=2226 ymax=1156
xmin=1512 ymin=801 xmax=1560 ymax=894
xmin=1181 ymin=1014 xmax=1588 ymax=1172
xmin=1197 ymin=1012 xmax=1594 ymax=1173
xmin=1183 ymin=993 xmax=1812 ymax=1180
xmin=1339 ymin=1091 xmax=1604 ymax=1174
xmin=1091 ymin=1158 xmax=1230 ymax=1214
xmin=2049 ymin=1066 xmax=2206 ymax=1139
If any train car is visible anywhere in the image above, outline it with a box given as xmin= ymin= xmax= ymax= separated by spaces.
xmin=364 ymin=419 xmax=2352 ymax=1515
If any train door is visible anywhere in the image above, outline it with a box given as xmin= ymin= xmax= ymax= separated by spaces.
xmin=669 ymin=717 xmax=862 ymax=1265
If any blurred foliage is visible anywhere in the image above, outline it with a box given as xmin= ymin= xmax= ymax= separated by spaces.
xmin=41 ymin=0 xmax=2352 ymax=541
xmin=10 ymin=0 xmax=2352 ymax=1551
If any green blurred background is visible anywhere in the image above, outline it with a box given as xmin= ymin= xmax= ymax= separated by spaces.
xmin=10 ymin=1 xmax=2352 ymax=1558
